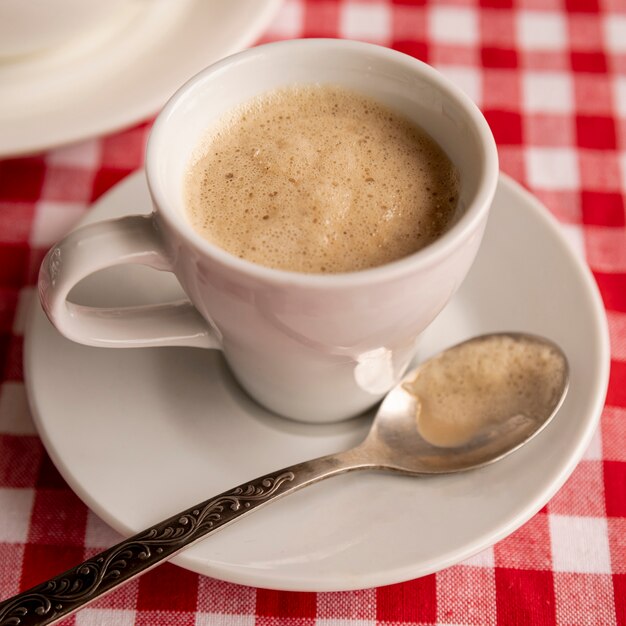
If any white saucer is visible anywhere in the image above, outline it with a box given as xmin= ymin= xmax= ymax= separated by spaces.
xmin=0 ymin=0 xmax=281 ymax=157
xmin=24 ymin=171 xmax=610 ymax=591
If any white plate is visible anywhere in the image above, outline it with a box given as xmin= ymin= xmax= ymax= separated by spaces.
xmin=24 ymin=171 xmax=610 ymax=591
xmin=0 ymin=0 xmax=282 ymax=157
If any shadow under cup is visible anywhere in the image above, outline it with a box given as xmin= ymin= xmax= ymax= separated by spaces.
xmin=146 ymin=39 xmax=498 ymax=423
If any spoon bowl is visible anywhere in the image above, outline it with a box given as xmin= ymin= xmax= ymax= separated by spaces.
xmin=365 ymin=332 xmax=568 ymax=474
xmin=0 ymin=332 xmax=569 ymax=626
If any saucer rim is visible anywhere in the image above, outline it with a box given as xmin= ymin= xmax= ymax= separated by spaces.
xmin=24 ymin=170 xmax=610 ymax=591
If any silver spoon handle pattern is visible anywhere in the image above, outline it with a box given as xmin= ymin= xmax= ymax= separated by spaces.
xmin=0 ymin=449 xmax=369 ymax=626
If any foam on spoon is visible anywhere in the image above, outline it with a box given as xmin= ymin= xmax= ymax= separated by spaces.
xmin=407 ymin=335 xmax=567 ymax=448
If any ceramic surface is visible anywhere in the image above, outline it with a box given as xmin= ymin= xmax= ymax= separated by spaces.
xmin=0 ymin=0 xmax=136 ymax=57
xmin=0 ymin=0 xmax=282 ymax=156
xmin=38 ymin=40 xmax=499 ymax=423
xmin=25 ymin=171 xmax=610 ymax=591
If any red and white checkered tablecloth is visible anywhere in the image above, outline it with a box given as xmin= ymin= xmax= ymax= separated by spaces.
xmin=1 ymin=0 xmax=625 ymax=624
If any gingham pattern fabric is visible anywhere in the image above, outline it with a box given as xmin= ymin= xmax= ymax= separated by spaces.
xmin=1 ymin=1 xmax=625 ymax=624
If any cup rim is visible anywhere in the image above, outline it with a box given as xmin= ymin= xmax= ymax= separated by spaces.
xmin=146 ymin=38 xmax=499 ymax=287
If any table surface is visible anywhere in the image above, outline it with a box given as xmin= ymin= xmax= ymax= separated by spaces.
xmin=1 ymin=1 xmax=625 ymax=624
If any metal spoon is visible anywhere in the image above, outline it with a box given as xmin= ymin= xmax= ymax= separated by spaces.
xmin=0 ymin=332 xmax=568 ymax=626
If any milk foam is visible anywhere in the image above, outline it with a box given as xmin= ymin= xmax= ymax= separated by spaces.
xmin=185 ymin=85 xmax=460 ymax=274
xmin=408 ymin=335 xmax=566 ymax=448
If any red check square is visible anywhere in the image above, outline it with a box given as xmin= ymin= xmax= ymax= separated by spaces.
xmin=565 ymin=0 xmax=599 ymax=11
xmin=594 ymin=273 xmax=626 ymax=313
xmin=495 ymin=568 xmax=556 ymax=625
xmin=27 ymin=489 xmax=88 ymax=546
xmin=136 ymin=563 xmax=199 ymax=612
xmin=484 ymin=110 xmax=523 ymax=145
xmin=571 ymin=51 xmax=608 ymax=73
xmin=100 ymin=123 xmax=149 ymax=170
xmin=0 ymin=158 xmax=46 ymax=203
xmin=20 ymin=543 xmax=85 ymax=590
xmin=607 ymin=360 xmax=626 ymax=406
xmin=376 ymin=575 xmax=437 ymax=623
xmin=581 ymin=191 xmax=625 ymax=227
xmin=479 ymin=0 xmax=513 ymax=7
xmin=90 ymin=169 xmax=133 ymax=202
xmin=0 ymin=245 xmax=29 ymax=289
xmin=604 ymin=460 xmax=626 ymax=516
xmin=0 ymin=435 xmax=41 ymax=488
xmin=576 ymin=116 xmax=617 ymax=150
xmin=256 ymin=589 xmax=317 ymax=619
xmin=481 ymin=46 xmax=518 ymax=68
xmin=614 ymin=574 xmax=626 ymax=626
xmin=0 ymin=288 xmax=18 ymax=333
xmin=392 ymin=39 xmax=429 ymax=62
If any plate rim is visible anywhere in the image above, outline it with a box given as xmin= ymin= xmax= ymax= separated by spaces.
xmin=23 ymin=170 xmax=611 ymax=590
xmin=0 ymin=0 xmax=283 ymax=157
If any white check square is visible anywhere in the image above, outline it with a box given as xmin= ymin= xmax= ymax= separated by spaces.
xmin=264 ymin=0 xmax=303 ymax=39
xmin=76 ymin=609 xmax=137 ymax=626
xmin=461 ymin=546 xmax=495 ymax=568
xmin=340 ymin=2 xmax=391 ymax=42
xmin=196 ymin=614 xmax=256 ymax=626
xmin=550 ymin=515 xmax=612 ymax=574
xmin=46 ymin=140 xmax=101 ymax=169
xmin=438 ymin=65 xmax=482 ymax=105
xmin=317 ymin=589 xmax=376 ymax=619
xmin=619 ymin=151 xmax=626 ymax=189
xmin=0 ymin=489 xmax=35 ymax=543
xmin=582 ymin=427 xmax=603 ymax=461
xmin=315 ymin=618 xmax=376 ymax=626
xmin=526 ymin=147 xmax=579 ymax=190
xmin=84 ymin=511 xmax=124 ymax=549
xmin=614 ymin=76 xmax=626 ymax=117
xmin=30 ymin=200 xmax=87 ymax=247
xmin=523 ymin=71 xmax=573 ymax=113
xmin=517 ymin=11 xmax=567 ymax=50
xmin=559 ymin=223 xmax=586 ymax=261
xmin=429 ymin=6 xmax=478 ymax=46
xmin=604 ymin=15 xmax=626 ymax=53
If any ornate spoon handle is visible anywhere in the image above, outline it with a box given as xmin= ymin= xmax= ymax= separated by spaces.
xmin=0 ymin=448 xmax=372 ymax=626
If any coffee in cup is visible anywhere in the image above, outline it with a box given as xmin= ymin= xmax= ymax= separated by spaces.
xmin=185 ymin=85 xmax=460 ymax=274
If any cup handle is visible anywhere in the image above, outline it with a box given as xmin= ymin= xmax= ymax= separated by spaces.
xmin=38 ymin=214 xmax=220 ymax=350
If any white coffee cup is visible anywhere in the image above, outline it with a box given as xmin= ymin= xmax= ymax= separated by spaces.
xmin=0 ymin=0 xmax=136 ymax=58
xmin=38 ymin=39 xmax=498 ymax=423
